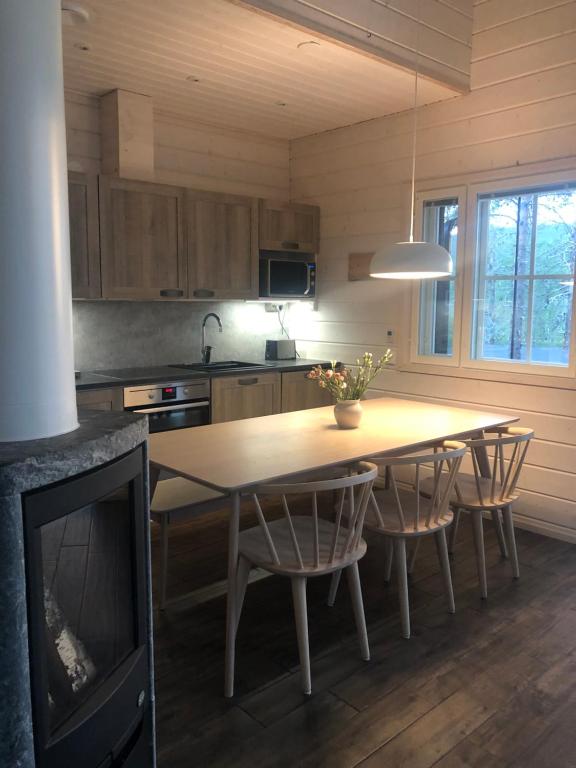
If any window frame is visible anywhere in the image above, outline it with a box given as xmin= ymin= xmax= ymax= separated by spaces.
xmin=409 ymin=185 xmax=467 ymax=368
xmin=398 ymin=171 xmax=576 ymax=380
xmin=460 ymin=174 xmax=576 ymax=379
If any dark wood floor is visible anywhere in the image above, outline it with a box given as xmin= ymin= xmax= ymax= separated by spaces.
xmin=151 ymin=502 xmax=576 ymax=768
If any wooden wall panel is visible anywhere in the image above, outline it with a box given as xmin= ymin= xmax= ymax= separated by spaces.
xmin=289 ymin=0 xmax=576 ymax=539
xmin=64 ymin=92 xmax=290 ymax=199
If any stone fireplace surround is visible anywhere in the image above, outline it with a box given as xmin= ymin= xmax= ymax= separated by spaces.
xmin=0 ymin=410 xmax=154 ymax=768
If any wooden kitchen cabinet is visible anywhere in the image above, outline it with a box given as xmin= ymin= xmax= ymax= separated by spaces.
xmin=68 ymin=172 xmax=101 ymax=298
xmin=281 ymin=370 xmax=333 ymax=413
xmin=211 ymin=372 xmax=281 ymax=423
xmin=98 ymin=176 xmax=186 ymax=300
xmin=186 ymin=190 xmax=258 ymax=300
xmin=76 ymin=387 xmax=124 ymax=412
xmin=259 ymin=199 xmax=320 ymax=253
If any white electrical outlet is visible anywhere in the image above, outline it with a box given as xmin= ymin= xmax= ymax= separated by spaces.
xmin=385 ymin=328 xmax=395 ymax=344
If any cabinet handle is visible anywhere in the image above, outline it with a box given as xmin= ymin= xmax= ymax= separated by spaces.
xmin=238 ymin=377 xmax=258 ymax=386
xmin=193 ymin=288 xmax=215 ymax=298
xmin=160 ymin=288 xmax=184 ymax=297
xmin=282 ymin=241 xmax=300 ymax=250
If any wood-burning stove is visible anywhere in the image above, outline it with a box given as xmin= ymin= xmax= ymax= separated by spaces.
xmin=24 ymin=447 xmax=151 ymax=768
xmin=0 ymin=411 xmax=154 ymax=768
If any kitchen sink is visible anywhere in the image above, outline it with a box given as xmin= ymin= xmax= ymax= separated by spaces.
xmin=170 ymin=361 xmax=270 ymax=373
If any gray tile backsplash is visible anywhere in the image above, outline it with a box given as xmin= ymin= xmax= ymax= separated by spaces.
xmin=73 ymin=301 xmax=285 ymax=370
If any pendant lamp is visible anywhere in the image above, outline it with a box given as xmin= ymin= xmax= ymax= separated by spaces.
xmin=370 ymin=17 xmax=452 ymax=280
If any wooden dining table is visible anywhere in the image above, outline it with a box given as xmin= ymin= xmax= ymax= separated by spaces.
xmin=148 ymin=396 xmax=517 ymax=696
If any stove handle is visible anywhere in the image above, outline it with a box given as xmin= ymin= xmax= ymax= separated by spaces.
xmin=133 ymin=401 xmax=209 ymax=414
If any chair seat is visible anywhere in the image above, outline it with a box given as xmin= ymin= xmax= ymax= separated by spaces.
xmin=239 ymin=516 xmax=367 ymax=576
xmin=365 ymin=487 xmax=453 ymax=537
xmin=420 ymin=473 xmax=518 ymax=511
xmin=151 ymin=477 xmax=225 ymax=515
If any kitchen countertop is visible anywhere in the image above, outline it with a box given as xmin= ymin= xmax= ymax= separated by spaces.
xmin=75 ymin=359 xmax=333 ymax=391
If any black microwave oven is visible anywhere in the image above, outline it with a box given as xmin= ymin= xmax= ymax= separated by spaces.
xmin=259 ymin=251 xmax=316 ymax=299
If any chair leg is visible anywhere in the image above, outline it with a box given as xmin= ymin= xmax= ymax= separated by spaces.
xmin=384 ymin=537 xmax=394 ymax=583
xmin=502 ymin=505 xmax=520 ymax=579
xmin=346 ymin=563 xmax=370 ymax=661
xmin=159 ymin=514 xmax=169 ymax=611
xmin=408 ymin=538 xmax=421 ymax=576
xmin=448 ymin=508 xmax=461 ymax=555
xmin=327 ymin=570 xmax=341 ymax=607
xmin=471 ymin=512 xmax=488 ymax=599
xmin=235 ymin=555 xmax=252 ymax=632
xmin=492 ymin=509 xmax=509 ymax=559
xmin=394 ymin=538 xmax=410 ymax=639
xmin=291 ymin=577 xmax=312 ymax=695
xmin=435 ymin=529 xmax=455 ymax=614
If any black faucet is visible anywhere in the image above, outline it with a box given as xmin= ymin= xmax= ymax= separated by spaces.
xmin=201 ymin=313 xmax=223 ymax=364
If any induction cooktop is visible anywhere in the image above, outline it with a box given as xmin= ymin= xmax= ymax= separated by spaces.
xmin=96 ymin=366 xmax=200 ymax=381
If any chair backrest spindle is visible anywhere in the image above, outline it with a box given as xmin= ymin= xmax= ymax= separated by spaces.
xmin=281 ymin=494 xmax=304 ymax=569
xmin=252 ymin=494 xmax=281 ymax=565
xmin=252 ymin=462 xmax=378 ymax=573
xmin=463 ymin=427 xmax=533 ymax=507
xmin=365 ymin=441 xmax=467 ymax=535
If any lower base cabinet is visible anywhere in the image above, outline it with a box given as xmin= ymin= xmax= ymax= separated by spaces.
xmin=76 ymin=367 xmax=329 ymax=424
xmin=76 ymin=387 xmax=124 ymax=412
xmin=281 ymin=370 xmax=333 ymax=413
xmin=211 ymin=373 xmax=281 ymax=424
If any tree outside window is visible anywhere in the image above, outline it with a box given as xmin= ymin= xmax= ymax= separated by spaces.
xmin=472 ymin=186 xmax=576 ymax=367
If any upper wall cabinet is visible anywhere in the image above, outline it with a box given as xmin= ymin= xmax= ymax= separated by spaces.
xmin=259 ymin=199 xmax=320 ymax=254
xmin=98 ymin=176 xmax=187 ymax=300
xmin=186 ymin=190 xmax=258 ymax=300
xmin=68 ymin=172 xmax=101 ymax=298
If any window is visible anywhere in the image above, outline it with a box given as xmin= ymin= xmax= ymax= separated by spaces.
xmin=472 ymin=185 xmax=576 ymax=368
xmin=410 ymin=176 xmax=576 ymax=378
xmin=417 ymin=198 xmax=459 ymax=357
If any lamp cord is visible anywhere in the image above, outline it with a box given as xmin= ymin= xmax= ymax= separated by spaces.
xmin=409 ymin=0 xmax=421 ymax=243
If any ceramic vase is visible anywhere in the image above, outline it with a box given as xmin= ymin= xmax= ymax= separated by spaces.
xmin=334 ymin=399 xmax=362 ymax=429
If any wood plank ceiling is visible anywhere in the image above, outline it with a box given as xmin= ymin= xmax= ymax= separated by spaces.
xmin=61 ymin=0 xmax=460 ymax=140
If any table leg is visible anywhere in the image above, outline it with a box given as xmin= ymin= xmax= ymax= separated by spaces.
xmin=224 ymin=490 xmax=241 ymax=698
xmin=470 ymin=431 xmax=491 ymax=479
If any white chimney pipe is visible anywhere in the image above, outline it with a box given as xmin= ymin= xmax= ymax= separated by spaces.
xmin=0 ymin=0 xmax=78 ymax=441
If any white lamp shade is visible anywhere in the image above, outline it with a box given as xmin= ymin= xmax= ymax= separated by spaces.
xmin=370 ymin=241 xmax=453 ymax=279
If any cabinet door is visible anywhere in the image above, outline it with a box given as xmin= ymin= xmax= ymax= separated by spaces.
xmin=259 ymin=200 xmax=320 ymax=253
xmin=281 ymin=370 xmax=333 ymax=413
xmin=77 ymin=387 xmax=124 ymax=412
xmin=68 ymin=172 xmax=101 ymax=298
xmin=99 ymin=176 xmax=186 ymax=300
xmin=211 ymin=373 xmax=281 ymax=424
xmin=187 ymin=191 xmax=258 ymax=300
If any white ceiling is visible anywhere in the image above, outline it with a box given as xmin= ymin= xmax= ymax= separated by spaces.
xmin=61 ymin=0 xmax=460 ymax=140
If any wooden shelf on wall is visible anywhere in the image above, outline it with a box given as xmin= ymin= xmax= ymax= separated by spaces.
xmin=348 ymin=252 xmax=375 ymax=281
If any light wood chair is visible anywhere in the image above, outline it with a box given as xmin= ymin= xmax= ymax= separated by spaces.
xmin=421 ymin=426 xmax=533 ymax=599
xmin=328 ymin=441 xmax=467 ymax=640
xmin=150 ymin=476 xmax=227 ymax=610
xmin=233 ymin=461 xmax=378 ymax=695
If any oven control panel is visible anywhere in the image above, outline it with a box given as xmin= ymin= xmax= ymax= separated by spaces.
xmin=124 ymin=379 xmax=210 ymax=408
xmin=162 ymin=386 xmax=177 ymax=401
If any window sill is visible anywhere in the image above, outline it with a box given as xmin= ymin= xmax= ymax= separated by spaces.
xmin=400 ymin=360 xmax=576 ymax=390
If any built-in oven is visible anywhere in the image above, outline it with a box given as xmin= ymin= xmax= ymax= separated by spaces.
xmin=123 ymin=379 xmax=210 ymax=433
